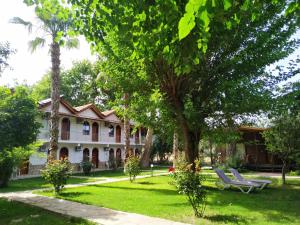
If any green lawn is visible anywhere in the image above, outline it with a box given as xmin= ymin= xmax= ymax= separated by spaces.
xmin=39 ymin=175 xmax=300 ymax=225
xmin=0 ymin=177 xmax=98 ymax=193
xmin=74 ymin=167 xmax=168 ymax=178
xmin=0 ymin=198 xmax=95 ymax=225
xmin=0 ymin=167 xmax=167 ymax=193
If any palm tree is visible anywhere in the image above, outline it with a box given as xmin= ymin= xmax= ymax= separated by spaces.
xmin=11 ymin=11 xmax=78 ymax=161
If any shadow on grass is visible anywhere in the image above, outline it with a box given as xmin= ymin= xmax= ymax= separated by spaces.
xmin=205 ymin=214 xmax=249 ymax=224
xmin=137 ymin=181 xmax=156 ymax=185
xmin=58 ymin=192 xmax=92 ymax=198
xmin=87 ymin=184 xmax=179 ymax=196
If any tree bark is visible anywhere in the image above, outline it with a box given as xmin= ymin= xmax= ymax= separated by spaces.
xmin=49 ymin=41 xmax=60 ymax=161
xmin=173 ymin=131 xmax=178 ymax=167
xmin=282 ymin=160 xmax=287 ymax=185
xmin=180 ymin=119 xmax=200 ymax=165
xmin=209 ymin=139 xmax=215 ymax=166
xmin=140 ymin=127 xmax=153 ymax=168
xmin=124 ymin=93 xmax=130 ymax=159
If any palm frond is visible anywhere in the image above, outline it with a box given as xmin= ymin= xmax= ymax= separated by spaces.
xmin=10 ymin=17 xmax=33 ymax=33
xmin=28 ymin=37 xmax=46 ymax=53
xmin=65 ymin=38 xmax=79 ymax=50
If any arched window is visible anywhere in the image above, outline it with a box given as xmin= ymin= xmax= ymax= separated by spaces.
xmin=61 ymin=118 xmax=70 ymax=140
xmin=59 ymin=147 xmax=69 ymax=160
xmin=83 ymin=148 xmax=90 ymax=161
xmin=92 ymin=148 xmax=99 ymax=168
xmin=83 ymin=121 xmax=90 ymax=135
xmin=130 ymin=127 xmax=133 ymax=138
xmin=92 ymin=122 xmax=99 ymax=142
xmin=108 ymin=125 xmax=114 ymax=137
xmin=116 ymin=125 xmax=121 ymax=143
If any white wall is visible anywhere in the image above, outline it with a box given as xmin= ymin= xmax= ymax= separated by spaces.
xmin=29 ymin=152 xmax=47 ymax=165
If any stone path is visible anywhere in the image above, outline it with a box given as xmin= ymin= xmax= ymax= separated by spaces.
xmin=1 ymin=173 xmax=188 ymax=225
xmin=0 ymin=192 xmax=187 ymax=225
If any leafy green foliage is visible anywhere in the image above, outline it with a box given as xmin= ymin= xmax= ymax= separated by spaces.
xmin=21 ymin=0 xmax=78 ymax=47
xmin=151 ymin=135 xmax=173 ymax=163
xmin=0 ymin=86 xmax=40 ymax=151
xmin=0 ymin=150 xmax=14 ymax=187
xmin=31 ymin=60 xmax=114 ymax=109
xmin=80 ymin=160 xmax=92 ymax=176
xmin=171 ymin=158 xmax=206 ymax=217
xmin=0 ymin=42 xmax=15 ymax=74
xmin=41 ymin=159 xmax=72 ymax=193
xmin=70 ymin=0 xmax=299 ymax=163
xmin=125 ymin=156 xmax=141 ymax=182
xmin=263 ymin=113 xmax=300 ymax=183
xmin=0 ymin=143 xmax=39 ymax=188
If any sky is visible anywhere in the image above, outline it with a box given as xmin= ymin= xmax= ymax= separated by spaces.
xmin=0 ymin=0 xmax=299 ymax=87
xmin=0 ymin=0 xmax=95 ymax=86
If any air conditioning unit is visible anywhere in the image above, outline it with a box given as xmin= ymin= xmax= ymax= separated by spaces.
xmin=76 ymin=118 xmax=83 ymax=124
xmin=75 ymin=144 xmax=82 ymax=151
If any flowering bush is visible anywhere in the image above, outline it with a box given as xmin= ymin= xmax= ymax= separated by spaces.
xmin=168 ymin=167 xmax=175 ymax=173
xmin=41 ymin=159 xmax=72 ymax=194
xmin=171 ymin=158 xmax=206 ymax=217
xmin=124 ymin=156 xmax=141 ymax=182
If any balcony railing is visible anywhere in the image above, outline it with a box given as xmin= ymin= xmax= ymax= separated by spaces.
xmin=61 ymin=131 xmax=70 ymax=140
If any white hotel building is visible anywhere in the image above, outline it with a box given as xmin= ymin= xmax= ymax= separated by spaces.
xmin=20 ymin=97 xmax=146 ymax=176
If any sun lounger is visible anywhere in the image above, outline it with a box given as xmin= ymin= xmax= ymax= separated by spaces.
xmin=214 ymin=169 xmax=260 ymax=194
xmin=229 ymin=168 xmax=272 ymax=190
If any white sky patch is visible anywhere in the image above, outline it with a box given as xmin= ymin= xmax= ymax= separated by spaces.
xmin=0 ymin=0 xmax=95 ymax=86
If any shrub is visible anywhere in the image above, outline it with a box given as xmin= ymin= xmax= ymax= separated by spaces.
xmin=108 ymin=157 xmax=117 ymax=170
xmin=0 ymin=150 xmax=14 ymax=187
xmin=226 ymin=154 xmax=244 ymax=170
xmin=81 ymin=160 xmax=92 ymax=175
xmin=124 ymin=156 xmax=141 ymax=182
xmin=0 ymin=144 xmax=36 ymax=188
xmin=41 ymin=159 xmax=72 ymax=194
xmin=171 ymin=158 xmax=206 ymax=217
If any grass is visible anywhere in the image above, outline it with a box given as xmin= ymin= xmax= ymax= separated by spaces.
xmin=0 ymin=198 xmax=95 ymax=225
xmin=0 ymin=167 xmax=167 ymax=193
xmin=74 ymin=167 xmax=168 ymax=178
xmin=39 ymin=174 xmax=300 ymax=225
xmin=0 ymin=176 xmax=99 ymax=193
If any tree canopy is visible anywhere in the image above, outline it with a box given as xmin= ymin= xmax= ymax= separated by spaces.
xmin=31 ymin=60 xmax=115 ymax=109
xmin=69 ymin=0 xmax=299 ymax=163
xmin=0 ymin=86 xmax=40 ymax=151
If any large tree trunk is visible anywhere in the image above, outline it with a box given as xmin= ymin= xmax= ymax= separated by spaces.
xmin=49 ymin=41 xmax=60 ymax=161
xmin=140 ymin=127 xmax=153 ymax=168
xmin=180 ymin=118 xmax=200 ymax=164
xmin=173 ymin=131 xmax=178 ymax=167
xmin=124 ymin=93 xmax=130 ymax=159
